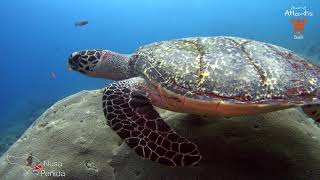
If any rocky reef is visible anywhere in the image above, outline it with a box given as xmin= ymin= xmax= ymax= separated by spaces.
xmin=0 ymin=90 xmax=320 ymax=180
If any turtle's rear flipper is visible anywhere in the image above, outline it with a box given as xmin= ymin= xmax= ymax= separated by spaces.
xmin=302 ymin=104 xmax=320 ymax=123
xmin=102 ymin=78 xmax=201 ymax=167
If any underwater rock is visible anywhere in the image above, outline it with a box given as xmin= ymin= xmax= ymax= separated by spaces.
xmin=0 ymin=91 xmax=120 ymax=180
xmin=0 ymin=90 xmax=320 ymax=180
xmin=0 ymin=99 xmax=53 ymax=156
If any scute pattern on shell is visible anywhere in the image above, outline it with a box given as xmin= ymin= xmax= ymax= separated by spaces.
xmin=135 ymin=36 xmax=320 ymax=104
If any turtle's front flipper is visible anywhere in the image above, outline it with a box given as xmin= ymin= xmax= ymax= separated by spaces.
xmin=302 ymin=104 xmax=320 ymax=123
xmin=102 ymin=78 xmax=201 ymax=167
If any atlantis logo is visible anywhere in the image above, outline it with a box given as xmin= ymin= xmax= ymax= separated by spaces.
xmin=284 ymin=6 xmax=313 ymax=17
xmin=284 ymin=6 xmax=314 ymax=40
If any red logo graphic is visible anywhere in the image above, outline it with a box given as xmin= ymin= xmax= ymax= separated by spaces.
xmin=34 ymin=164 xmax=42 ymax=171
xmin=290 ymin=17 xmax=307 ymax=33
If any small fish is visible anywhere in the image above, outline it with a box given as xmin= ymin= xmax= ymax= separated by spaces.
xmin=51 ymin=72 xmax=57 ymax=79
xmin=75 ymin=20 xmax=88 ymax=27
xmin=302 ymin=104 xmax=320 ymax=123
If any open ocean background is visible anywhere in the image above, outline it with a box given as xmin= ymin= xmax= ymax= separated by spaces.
xmin=0 ymin=0 xmax=319 ymax=155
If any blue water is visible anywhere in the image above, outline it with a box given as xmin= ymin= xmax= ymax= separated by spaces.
xmin=0 ymin=0 xmax=319 ymax=154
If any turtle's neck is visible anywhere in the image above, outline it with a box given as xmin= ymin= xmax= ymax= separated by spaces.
xmin=91 ymin=51 xmax=136 ymax=80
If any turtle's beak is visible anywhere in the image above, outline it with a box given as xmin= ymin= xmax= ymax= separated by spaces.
xmin=68 ymin=52 xmax=81 ymax=71
xmin=67 ymin=60 xmax=72 ymax=71
xmin=67 ymin=64 xmax=72 ymax=71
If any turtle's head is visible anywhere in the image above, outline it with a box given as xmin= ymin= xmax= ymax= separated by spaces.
xmin=68 ymin=50 xmax=137 ymax=80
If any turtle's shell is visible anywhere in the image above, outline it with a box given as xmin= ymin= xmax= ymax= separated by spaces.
xmin=135 ymin=36 xmax=320 ymax=104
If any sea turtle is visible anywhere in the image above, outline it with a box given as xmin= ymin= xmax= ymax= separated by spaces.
xmin=67 ymin=36 xmax=320 ymax=167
